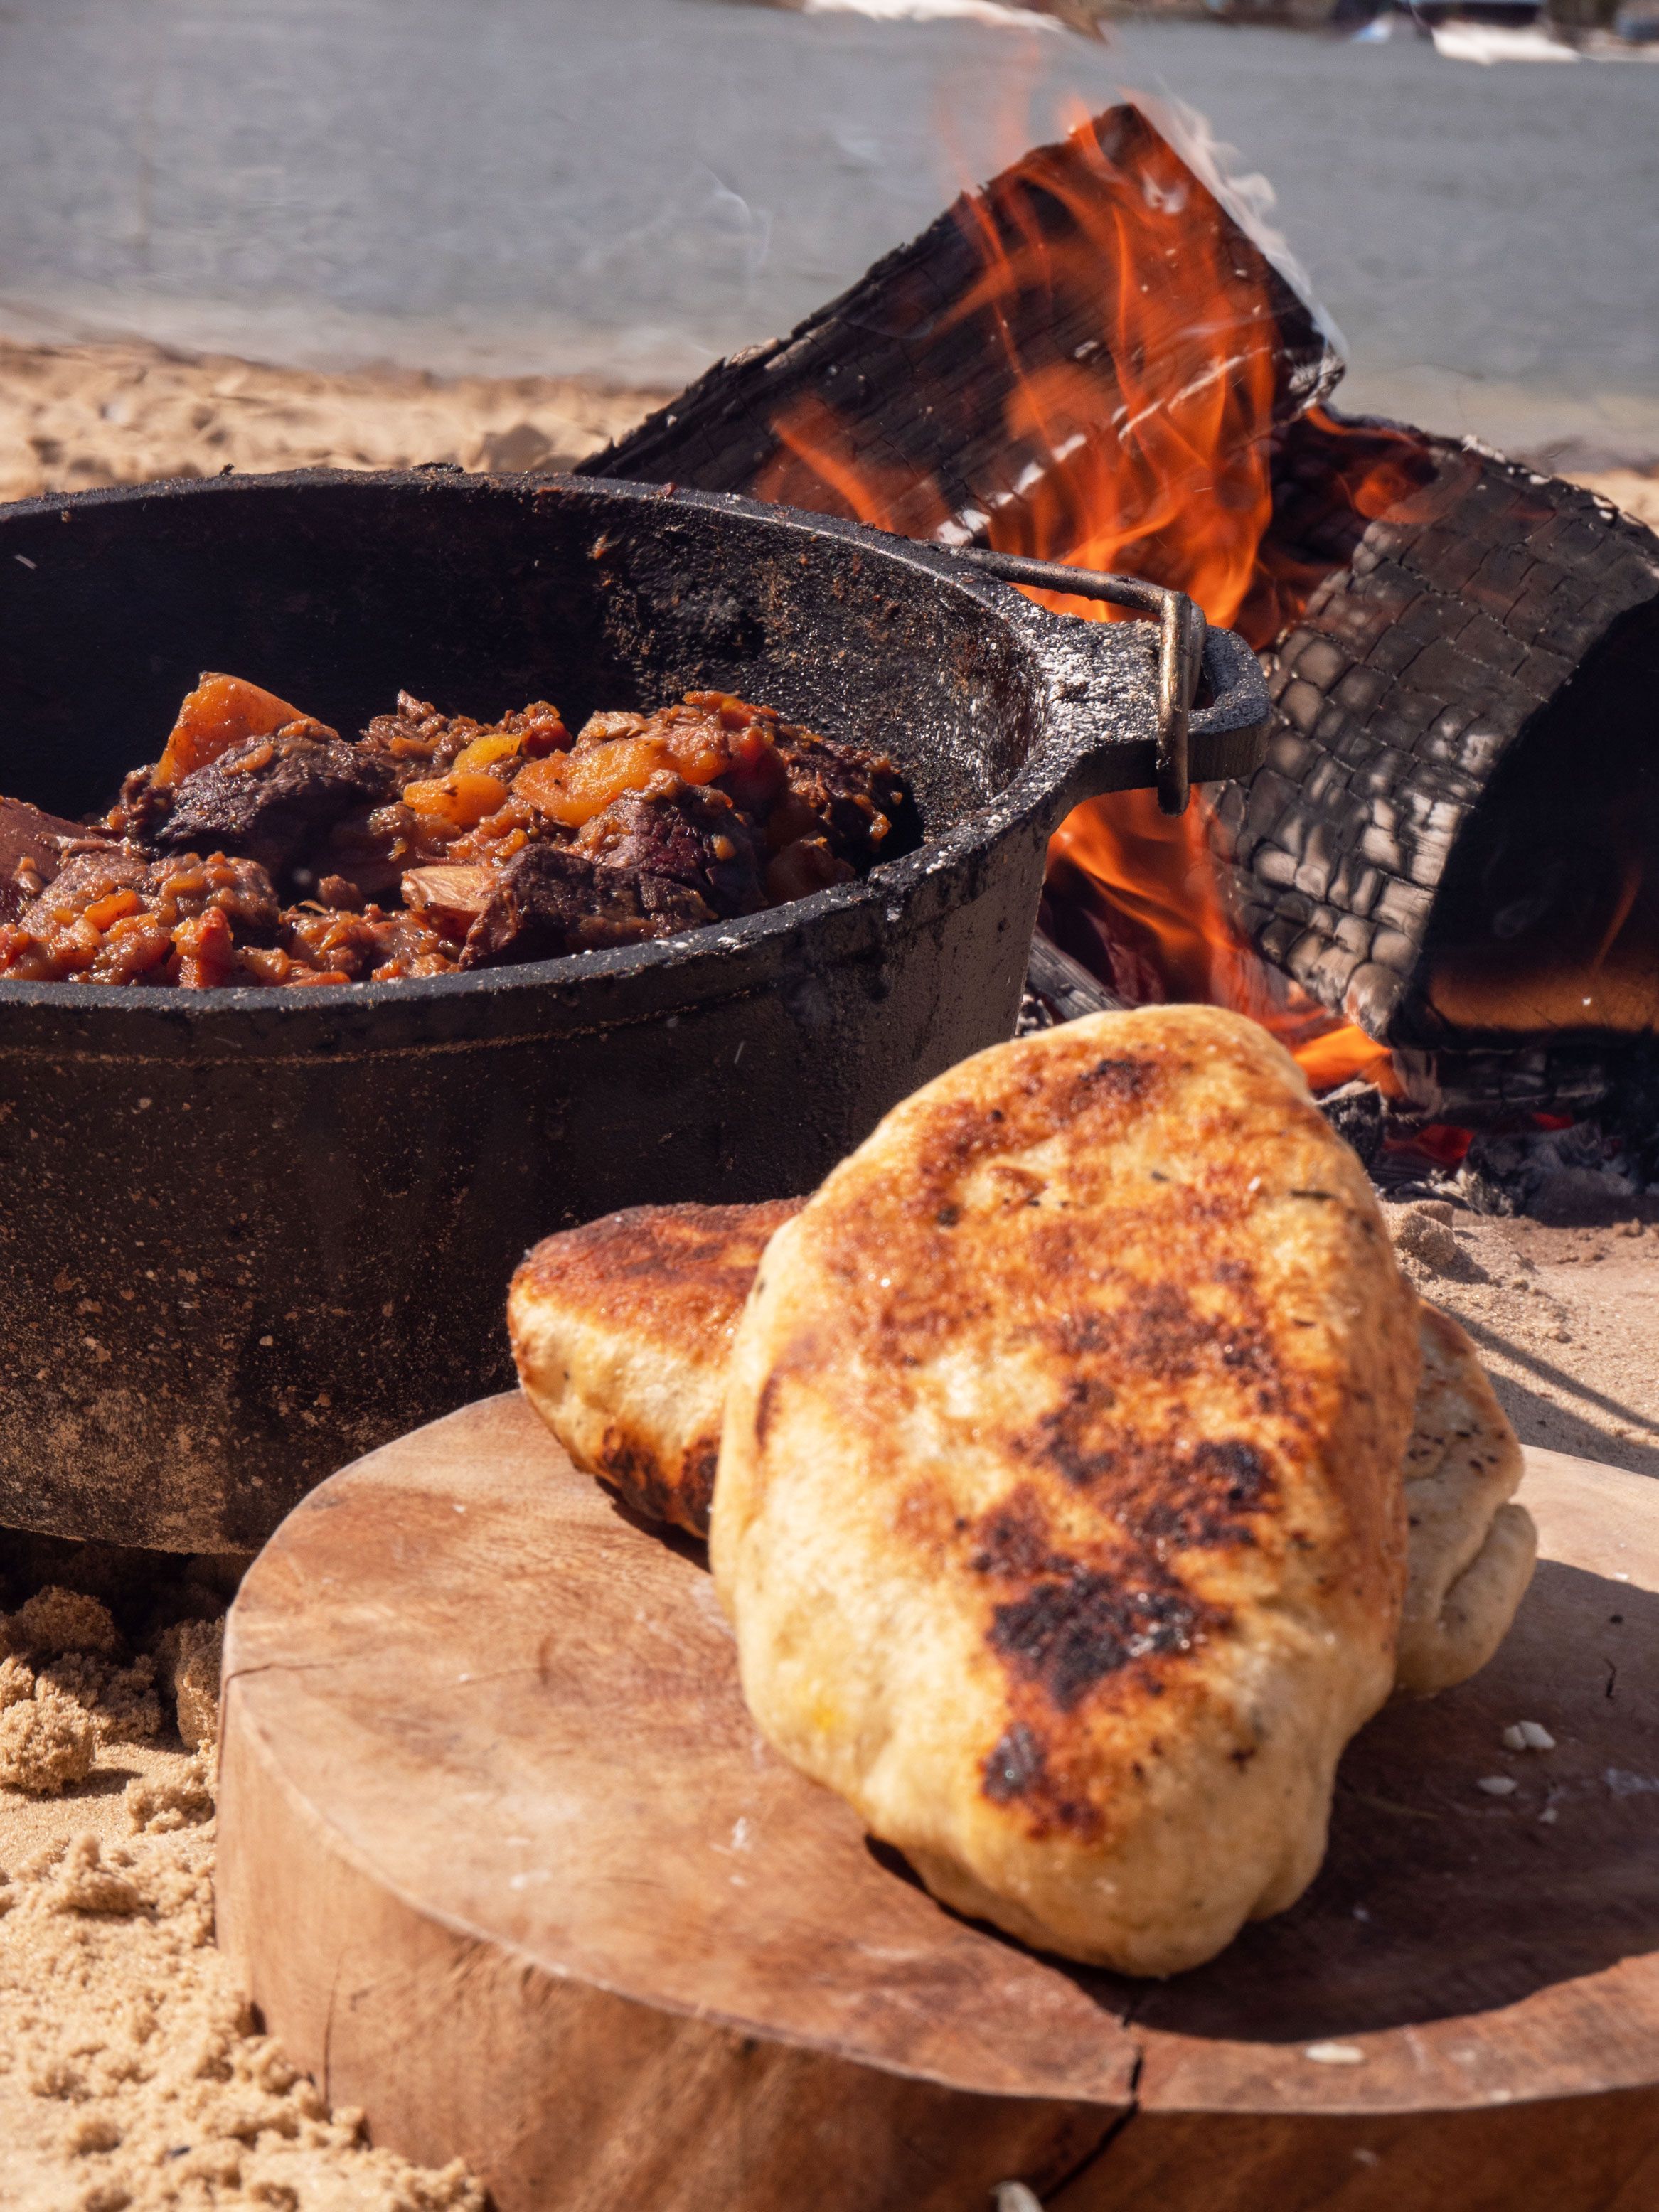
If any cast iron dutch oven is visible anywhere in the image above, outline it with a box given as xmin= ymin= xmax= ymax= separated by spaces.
xmin=0 ymin=470 xmax=1266 ymax=1550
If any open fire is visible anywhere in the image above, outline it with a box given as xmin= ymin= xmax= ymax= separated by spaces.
xmin=587 ymin=104 xmax=1659 ymax=1134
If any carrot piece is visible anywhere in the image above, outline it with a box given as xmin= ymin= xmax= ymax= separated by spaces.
xmin=400 ymin=772 xmax=511 ymax=830
xmin=451 ymin=732 xmax=525 ymax=775
xmin=82 ymin=889 xmax=143 ymax=931
xmin=513 ymin=725 xmax=736 ymax=828
xmin=154 ymin=673 xmax=318 ymax=788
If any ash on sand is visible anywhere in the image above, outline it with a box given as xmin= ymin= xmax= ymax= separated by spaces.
xmin=0 ymin=1558 xmax=485 ymax=2212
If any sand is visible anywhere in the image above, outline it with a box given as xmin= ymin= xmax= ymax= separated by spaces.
xmin=0 ymin=338 xmax=668 ymax=505
xmin=1388 ymin=1205 xmax=1659 ymax=1480
xmin=0 ymin=1588 xmax=485 ymax=2212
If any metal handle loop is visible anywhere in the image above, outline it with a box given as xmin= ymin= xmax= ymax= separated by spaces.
xmin=946 ymin=546 xmax=1205 ymax=817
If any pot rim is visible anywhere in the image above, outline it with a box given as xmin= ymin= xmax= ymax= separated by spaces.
xmin=0 ymin=468 xmax=1131 ymax=1019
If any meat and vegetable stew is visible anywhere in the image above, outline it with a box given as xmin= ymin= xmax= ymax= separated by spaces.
xmin=0 ymin=675 xmax=917 ymax=988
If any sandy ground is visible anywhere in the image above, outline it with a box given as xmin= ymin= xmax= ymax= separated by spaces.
xmin=4 ymin=338 xmax=1657 ymax=525
xmin=1387 ymin=1207 xmax=1659 ymax=1479
xmin=0 ymin=339 xmax=668 ymax=503
xmin=0 ymin=1613 xmax=484 ymax=2212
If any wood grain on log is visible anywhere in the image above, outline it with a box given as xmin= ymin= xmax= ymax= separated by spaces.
xmin=219 ymin=1401 xmax=1659 ymax=2212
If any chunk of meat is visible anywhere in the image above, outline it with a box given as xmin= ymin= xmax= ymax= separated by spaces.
xmin=155 ymin=726 xmax=395 ymax=880
xmin=769 ymin=722 xmax=912 ymax=873
xmin=16 ymin=847 xmax=150 ymax=931
xmin=0 ymin=798 xmax=108 ymax=924
xmin=459 ymin=843 xmax=711 ymax=968
xmin=575 ymin=780 xmax=765 ymax=920
xmin=154 ymin=673 xmax=319 ymax=789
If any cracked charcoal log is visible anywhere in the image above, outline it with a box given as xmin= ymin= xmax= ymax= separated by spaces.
xmin=1025 ymin=930 xmax=1128 ymax=1024
xmin=580 ymin=105 xmax=1338 ymax=543
xmin=1212 ymin=427 xmax=1659 ymax=1116
xmin=1315 ymin=1079 xmax=1384 ymax=1170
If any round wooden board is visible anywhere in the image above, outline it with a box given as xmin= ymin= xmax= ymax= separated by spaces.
xmin=218 ymin=1395 xmax=1659 ymax=2212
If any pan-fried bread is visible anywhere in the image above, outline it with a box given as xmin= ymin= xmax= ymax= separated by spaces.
xmin=712 ymin=1006 xmax=1420 ymax=1976
xmin=513 ymin=1234 xmax=1532 ymax=1697
xmin=1395 ymin=1303 xmax=1535 ymax=1697
xmin=508 ymin=1199 xmax=803 ymax=1536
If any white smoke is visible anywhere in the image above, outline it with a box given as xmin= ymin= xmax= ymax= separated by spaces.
xmin=1126 ymin=90 xmax=1349 ymax=371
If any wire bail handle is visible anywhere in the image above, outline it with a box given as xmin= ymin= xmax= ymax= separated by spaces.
xmin=949 ymin=545 xmax=1205 ymax=817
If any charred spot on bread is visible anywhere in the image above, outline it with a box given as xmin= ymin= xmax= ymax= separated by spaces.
xmin=988 ymin=1571 xmax=1207 ymax=1713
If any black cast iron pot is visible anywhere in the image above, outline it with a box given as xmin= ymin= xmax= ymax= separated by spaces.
xmin=0 ymin=470 xmax=1266 ymax=1550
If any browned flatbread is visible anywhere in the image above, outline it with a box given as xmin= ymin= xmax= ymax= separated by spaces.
xmin=508 ymin=1222 xmax=1533 ymax=1707
xmin=508 ymin=1199 xmax=803 ymax=1536
xmin=713 ymin=1008 xmax=1421 ymax=1974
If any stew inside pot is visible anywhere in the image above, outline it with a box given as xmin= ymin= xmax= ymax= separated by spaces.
xmin=0 ymin=675 xmax=917 ymax=988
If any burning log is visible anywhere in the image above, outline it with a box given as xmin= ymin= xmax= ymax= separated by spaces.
xmin=1215 ymin=429 xmax=1659 ymax=1119
xmin=585 ymin=102 xmax=1659 ymax=1125
xmin=583 ymin=106 xmax=1339 ymax=563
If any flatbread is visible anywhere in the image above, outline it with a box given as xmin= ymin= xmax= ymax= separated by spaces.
xmin=507 ymin=1199 xmax=802 ymax=1536
xmin=509 ymin=1233 xmax=1532 ymax=1708
xmin=712 ymin=1007 xmax=1421 ymax=1975
xmin=1395 ymin=1303 xmax=1535 ymax=1697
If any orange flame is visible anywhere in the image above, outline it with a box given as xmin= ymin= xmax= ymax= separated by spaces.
xmin=754 ymin=108 xmax=1423 ymax=1097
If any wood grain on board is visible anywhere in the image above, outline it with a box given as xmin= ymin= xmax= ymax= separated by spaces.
xmin=218 ymin=1397 xmax=1659 ymax=2212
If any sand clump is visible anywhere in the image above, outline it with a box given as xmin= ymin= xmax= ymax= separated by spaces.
xmin=0 ymin=1591 xmax=190 ymax=1794
xmin=0 ymin=1567 xmax=486 ymax=2211
xmin=151 ymin=1625 xmax=221 ymax=1758
xmin=6 ymin=1587 xmax=126 ymax=1661
xmin=0 ymin=1663 xmax=99 ymax=1795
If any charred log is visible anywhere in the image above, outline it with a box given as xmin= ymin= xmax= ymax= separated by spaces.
xmin=582 ymin=100 xmax=1659 ymax=1123
xmin=1212 ymin=430 xmax=1659 ymax=1108
xmin=582 ymin=106 xmax=1339 ymax=545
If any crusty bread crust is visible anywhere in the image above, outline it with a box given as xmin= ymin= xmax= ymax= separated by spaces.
xmin=508 ymin=1228 xmax=1533 ymax=1700
xmin=508 ymin=1199 xmax=803 ymax=1536
xmin=1395 ymin=1303 xmax=1535 ymax=1697
xmin=712 ymin=1008 xmax=1421 ymax=1975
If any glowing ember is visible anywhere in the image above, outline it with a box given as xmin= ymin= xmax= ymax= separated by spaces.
xmin=750 ymin=105 xmax=1426 ymax=1095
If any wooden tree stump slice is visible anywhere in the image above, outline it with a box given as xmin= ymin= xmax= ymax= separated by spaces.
xmin=218 ymin=1399 xmax=1659 ymax=2212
